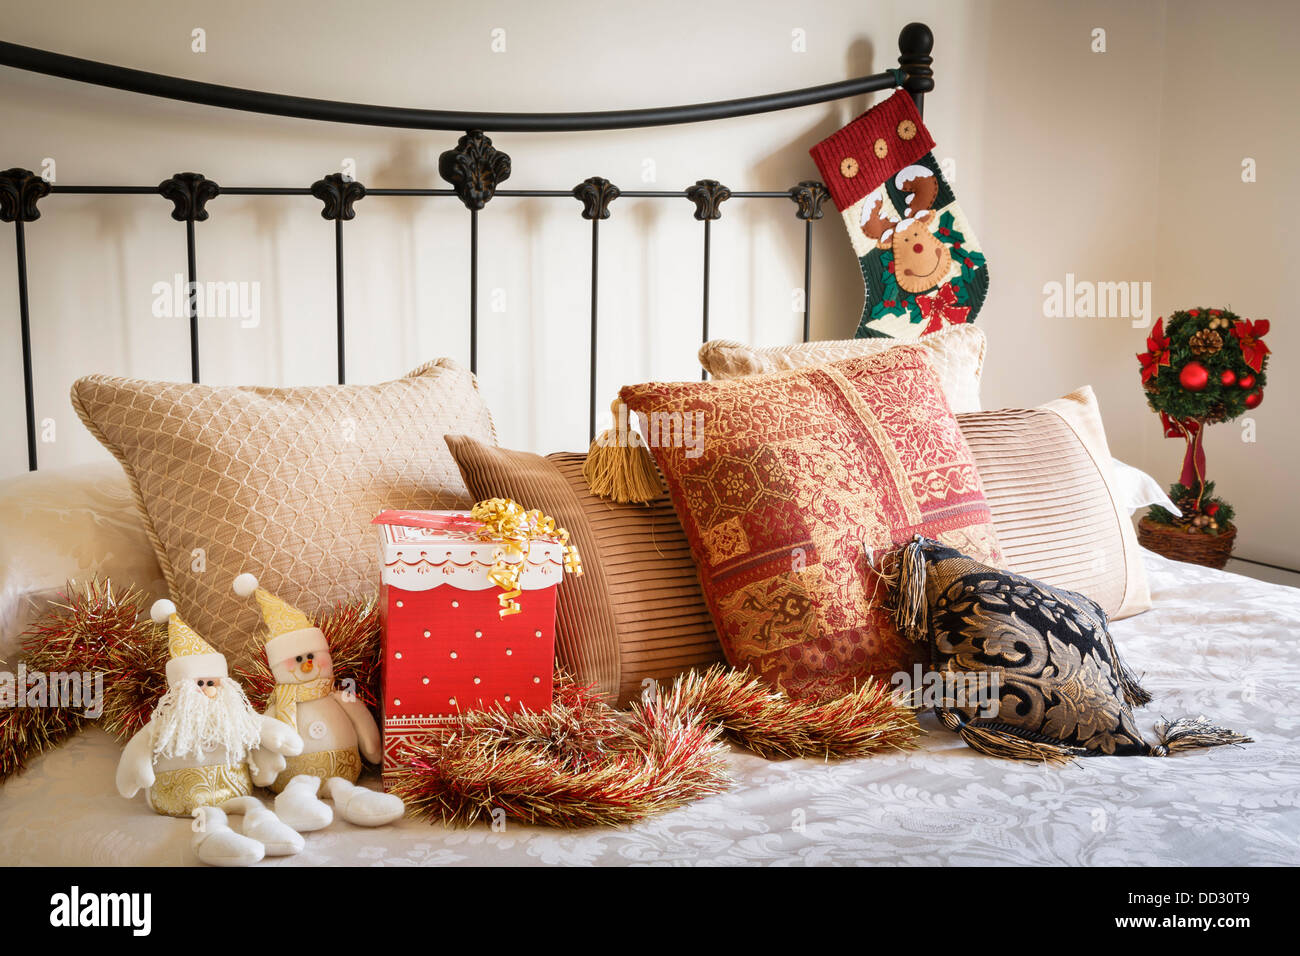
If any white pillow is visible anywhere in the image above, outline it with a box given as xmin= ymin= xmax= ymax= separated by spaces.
xmin=0 ymin=462 xmax=167 ymax=663
xmin=698 ymin=324 xmax=986 ymax=413
xmin=1110 ymin=458 xmax=1182 ymax=516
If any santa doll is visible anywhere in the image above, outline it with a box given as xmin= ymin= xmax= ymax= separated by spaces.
xmin=233 ymin=574 xmax=404 ymax=829
xmin=116 ymin=600 xmax=306 ymax=864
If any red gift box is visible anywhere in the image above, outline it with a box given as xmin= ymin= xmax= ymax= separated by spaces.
xmin=373 ymin=510 xmax=566 ymax=785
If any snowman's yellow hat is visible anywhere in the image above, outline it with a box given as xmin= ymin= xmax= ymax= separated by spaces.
xmin=232 ymin=573 xmax=329 ymax=663
xmin=152 ymin=599 xmax=228 ymax=685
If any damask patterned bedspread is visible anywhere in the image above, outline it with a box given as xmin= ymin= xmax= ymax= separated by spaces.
xmin=2 ymin=550 xmax=1296 ymax=866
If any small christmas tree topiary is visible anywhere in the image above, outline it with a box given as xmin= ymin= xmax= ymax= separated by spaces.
xmin=1137 ymin=307 xmax=1269 ymax=534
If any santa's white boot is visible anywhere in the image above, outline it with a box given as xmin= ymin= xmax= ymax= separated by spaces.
xmin=221 ymin=796 xmax=305 ymax=856
xmin=325 ymin=777 xmax=405 ymax=827
xmin=274 ymin=774 xmax=334 ymax=832
xmin=192 ymin=806 xmax=264 ymax=867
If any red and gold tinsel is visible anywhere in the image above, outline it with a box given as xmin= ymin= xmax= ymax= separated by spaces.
xmin=5 ymin=582 xmax=919 ymax=827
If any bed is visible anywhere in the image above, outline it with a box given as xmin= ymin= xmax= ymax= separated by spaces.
xmin=2 ymin=22 xmax=1295 ymax=869
xmin=1 ymin=548 xmax=1295 ymax=867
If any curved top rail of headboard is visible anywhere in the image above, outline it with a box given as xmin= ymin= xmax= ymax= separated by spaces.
xmin=0 ymin=22 xmax=934 ymax=131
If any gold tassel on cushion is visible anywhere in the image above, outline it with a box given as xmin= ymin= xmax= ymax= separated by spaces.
xmin=937 ymin=709 xmax=1082 ymax=766
xmin=1151 ymin=715 xmax=1252 ymax=755
xmin=582 ymin=399 xmax=665 ymax=504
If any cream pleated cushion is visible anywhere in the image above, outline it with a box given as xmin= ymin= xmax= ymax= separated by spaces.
xmin=698 ymin=324 xmax=986 ymax=413
xmin=957 ymin=386 xmax=1152 ymax=620
xmin=71 ymin=359 xmax=496 ymax=662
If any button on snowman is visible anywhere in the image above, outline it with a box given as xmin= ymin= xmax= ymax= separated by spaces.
xmin=233 ymin=574 xmax=404 ymax=829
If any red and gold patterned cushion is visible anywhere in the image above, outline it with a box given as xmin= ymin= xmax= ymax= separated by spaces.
xmin=620 ymin=346 xmax=1002 ymax=698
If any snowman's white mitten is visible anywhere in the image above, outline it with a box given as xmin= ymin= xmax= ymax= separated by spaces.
xmin=249 ymin=747 xmax=288 ymax=788
xmin=325 ymin=776 xmax=405 ymax=827
xmin=274 ymin=774 xmax=333 ymax=832
xmin=221 ymin=796 xmax=304 ymax=856
xmin=192 ymin=806 xmax=264 ymax=867
xmin=259 ymin=715 xmax=303 ymax=757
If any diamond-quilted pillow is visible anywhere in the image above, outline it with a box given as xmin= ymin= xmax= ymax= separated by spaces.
xmin=620 ymin=345 xmax=1001 ymax=698
xmin=71 ymin=359 xmax=495 ymax=663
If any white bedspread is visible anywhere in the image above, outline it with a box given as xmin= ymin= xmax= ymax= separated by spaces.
xmin=3 ymin=550 xmax=1297 ymax=866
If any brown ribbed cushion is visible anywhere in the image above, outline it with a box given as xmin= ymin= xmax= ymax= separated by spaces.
xmin=958 ymin=387 xmax=1151 ymax=620
xmin=71 ymin=359 xmax=496 ymax=662
xmin=446 ymin=435 xmax=724 ymax=705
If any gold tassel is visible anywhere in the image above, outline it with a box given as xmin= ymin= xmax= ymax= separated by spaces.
xmin=892 ymin=538 xmax=929 ymax=644
xmin=937 ymin=709 xmax=1081 ymax=766
xmin=582 ymin=400 xmax=665 ymax=504
xmin=1151 ymin=715 xmax=1252 ymax=756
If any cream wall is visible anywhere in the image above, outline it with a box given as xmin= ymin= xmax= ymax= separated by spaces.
xmin=0 ymin=0 xmax=1294 ymax=566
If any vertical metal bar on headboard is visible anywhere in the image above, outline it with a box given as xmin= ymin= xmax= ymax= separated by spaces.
xmin=159 ymin=172 xmax=218 ymax=384
xmin=802 ymin=219 xmax=813 ymax=343
xmin=311 ymin=172 xmax=365 ymax=386
xmin=185 ymin=218 xmax=199 ymax=382
xmin=0 ymin=168 xmax=50 ymax=471
xmin=469 ymin=207 xmax=479 ymax=376
xmin=573 ymin=177 xmax=618 ymax=442
xmin=334 ymin=217 xmax=346 ymax=384
xmin=789 ymin=180 xmax=828 ymax=343
xmin=687 ymin=180 xmax=730 ymax=380
xmin=14 ymin=218 xmax=37 ymax=469
xmin=439 ymin=131 xmax=510 ymax=380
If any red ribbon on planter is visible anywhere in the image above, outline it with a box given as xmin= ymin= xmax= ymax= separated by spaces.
xmin=1161 ymin=413 xmax=1205 ymax=489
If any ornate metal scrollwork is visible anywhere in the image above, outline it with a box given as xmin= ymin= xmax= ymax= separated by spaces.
xmin=572 ymin=177 xmax=620 ymax=220
xmin=686 ymin=179 xmax=730 ymax=221
xmin=439 ymin=130 xmax=511 ymax=210
xmin=788 ymin=181 xmax=830 ymax=221
xmin=158 ymin=172 xmax=220 ymax=222
xmin=311 ymin=173 xmax=366 ymax=221
xmin=0 ymin=168 xmax=51 ymax=223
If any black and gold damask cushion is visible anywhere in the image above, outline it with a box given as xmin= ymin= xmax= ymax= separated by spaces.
xmin=893 ymin=537 xmax=1248 ymax=762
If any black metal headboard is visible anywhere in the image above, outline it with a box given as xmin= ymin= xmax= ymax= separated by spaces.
xmin=0 ymin=22 xmax=935 ymax=471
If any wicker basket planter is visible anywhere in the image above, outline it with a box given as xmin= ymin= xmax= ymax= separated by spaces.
xmin=1138 ymin=516 xmax=1237 ymax=570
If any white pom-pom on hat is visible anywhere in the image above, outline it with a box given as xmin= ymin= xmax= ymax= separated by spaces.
xmin=150 ymin=598 xmax=177 ymax=624
xmin=233 ymin=573 xmax=259 ymax=598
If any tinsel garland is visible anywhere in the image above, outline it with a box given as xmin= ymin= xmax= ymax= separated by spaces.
xmin=5 ymin=582 xmax=920 ymax=828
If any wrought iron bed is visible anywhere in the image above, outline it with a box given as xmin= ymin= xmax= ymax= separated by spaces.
xmin=0 ymin=21 xmax=935 ymax=471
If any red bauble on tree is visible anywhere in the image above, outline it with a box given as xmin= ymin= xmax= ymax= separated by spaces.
xmin=1179 ymin=361 xmax=1209 ymax=391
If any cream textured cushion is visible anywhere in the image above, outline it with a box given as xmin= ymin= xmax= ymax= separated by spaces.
xmin=71 ymin=359 xmax=496 ymax=661
xmin=0 ymin=463 xmax=167 ymax=663
xmin=957 ymin=386 xmax=1152 ymax=620
xmin=698 ymin=324 xmax=986 ymax=413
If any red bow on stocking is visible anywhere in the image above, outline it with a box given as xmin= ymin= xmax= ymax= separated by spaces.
xmin=1160 ymin=412 xmax=1206 ymax=489
xmin=918 ymin=283 xmax=971 ymax=334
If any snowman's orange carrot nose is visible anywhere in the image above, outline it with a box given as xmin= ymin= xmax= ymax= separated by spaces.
xmin=300 ymin=659 xmax=314 ymax=673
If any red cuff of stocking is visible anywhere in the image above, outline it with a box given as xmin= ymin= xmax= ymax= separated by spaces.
xmin=809 ymin=89 xmax=936 ymax=211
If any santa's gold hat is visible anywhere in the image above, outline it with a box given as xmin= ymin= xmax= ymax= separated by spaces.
xmin=151 ymin=599 xmax=228 ymax=685
xmin=232 ymin=573 xmax=328 ymax=663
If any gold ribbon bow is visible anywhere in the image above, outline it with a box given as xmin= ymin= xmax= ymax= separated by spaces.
xmin=469 ymin=498 xmax=583 ymax=617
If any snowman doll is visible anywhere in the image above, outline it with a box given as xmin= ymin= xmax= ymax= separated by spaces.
xmin=233 ymin=574 xmax=404 ymax=829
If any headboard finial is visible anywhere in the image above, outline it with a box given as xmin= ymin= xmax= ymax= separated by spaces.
xmin=897 ymin=22 xmax=934 ymax=114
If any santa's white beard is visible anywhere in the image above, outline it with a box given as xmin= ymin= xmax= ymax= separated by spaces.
xmin=150 ymin=678 xmax=263 ymax=762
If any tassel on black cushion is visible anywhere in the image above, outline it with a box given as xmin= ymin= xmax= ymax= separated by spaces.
xmin=1151 ymin=715 xmax=1253 ymax=756
xmin=936 ymin=709 xmax=1083 ymax=766
xmin=893 ymin=538 xmax=930 ymax=644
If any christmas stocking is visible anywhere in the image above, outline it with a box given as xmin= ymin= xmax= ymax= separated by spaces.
xmin=810 ymin=89 xmax=988 ymax=338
